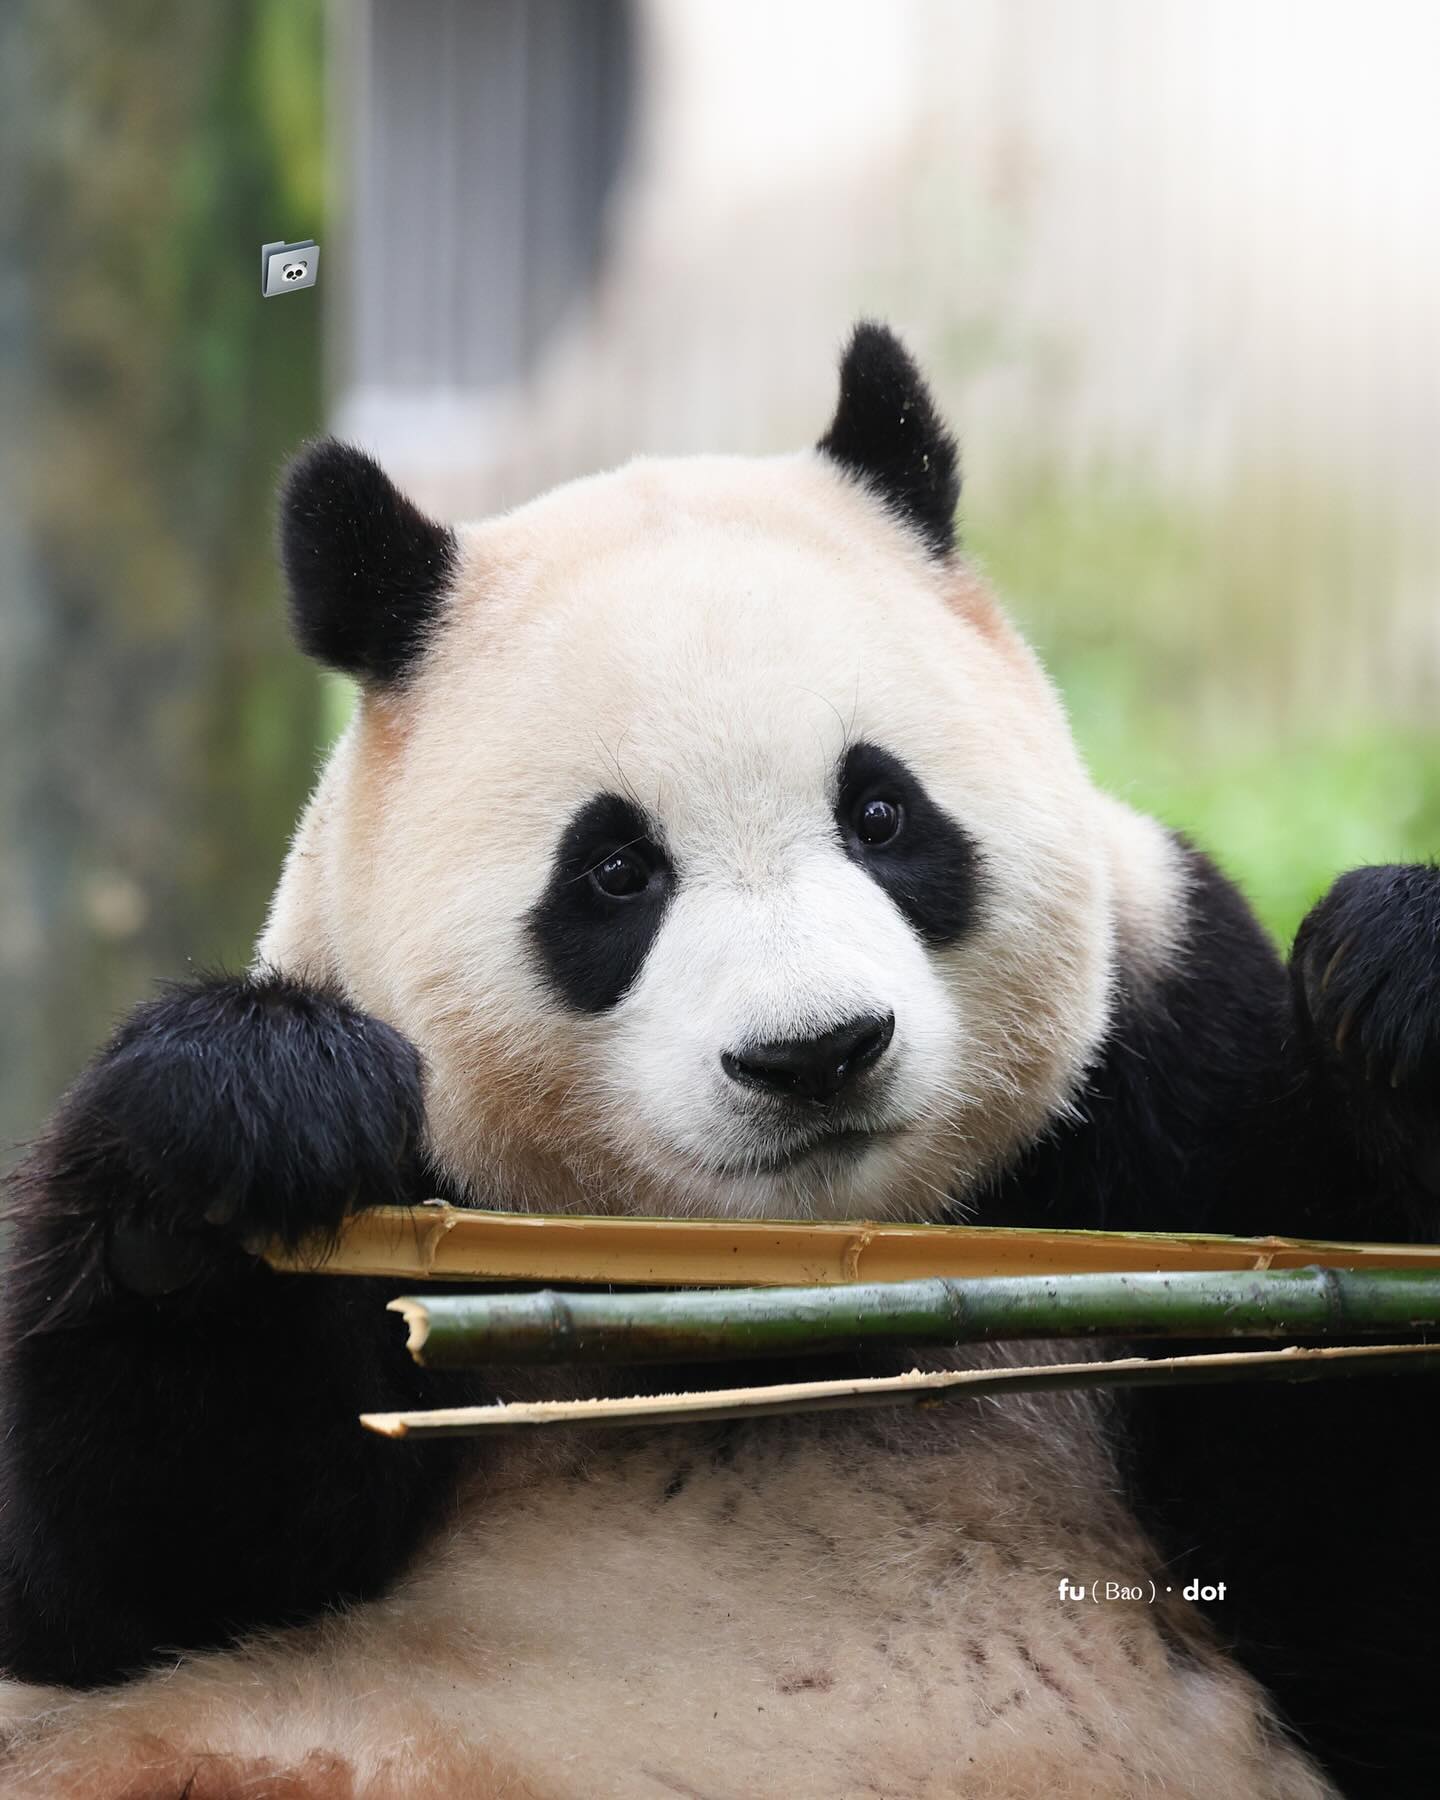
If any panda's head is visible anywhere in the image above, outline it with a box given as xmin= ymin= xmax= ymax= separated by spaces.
xmin=264 ymin=324 xmax=1162 ymax=1222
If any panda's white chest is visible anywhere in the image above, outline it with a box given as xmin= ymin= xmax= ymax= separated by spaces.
xmin=405 ymin=1423 xmax=1325 ymax=1800
xmin=0 ymin=1409 xmax=1333 ymax=1800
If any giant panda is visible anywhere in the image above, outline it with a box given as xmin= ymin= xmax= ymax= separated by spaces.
xmin=0 ymin=323 xmax=1435 ymax=1800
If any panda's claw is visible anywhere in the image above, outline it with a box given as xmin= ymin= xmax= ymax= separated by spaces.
xmin=1318 ymin=936 xmax=1351 ymax=994
xmin=204 ymin=1192 xmax=242 ymax=1227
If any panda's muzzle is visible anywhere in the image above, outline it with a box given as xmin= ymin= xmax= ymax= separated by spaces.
xmin=721 ymin=1011 xmax=895 ymax=1107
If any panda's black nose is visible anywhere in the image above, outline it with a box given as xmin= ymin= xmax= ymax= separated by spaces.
xmin=722 ymin=1012 xmax=895 ymax=1105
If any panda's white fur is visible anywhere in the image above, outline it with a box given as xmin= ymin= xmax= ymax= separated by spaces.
xmin=0 ymin=422 xmax=1337 ymax=1798
xmin=261 ymin=451 xmax=1178 ymax=1227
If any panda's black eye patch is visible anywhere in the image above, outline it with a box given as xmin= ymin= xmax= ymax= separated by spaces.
xmin=529 ymin=795 xmax=673 ymax=1012
xmin=836 ymin=743 xmax=981 ymax=947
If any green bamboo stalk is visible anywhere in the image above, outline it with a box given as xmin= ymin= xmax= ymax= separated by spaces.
xmin=362 ymin=1340 xmax=1440 ymax=1438
xmin=388 ymin=1268 xmax=1440 ymax=1368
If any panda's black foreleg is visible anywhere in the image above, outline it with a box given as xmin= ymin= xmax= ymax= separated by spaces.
xmin=1289 ymin=861 xmax=1440 ymax=1235
xmin=1166 ymin=861 xmax=1440 ymax=1799
xmin=0 ymin=971 xmax=464 ymax=1689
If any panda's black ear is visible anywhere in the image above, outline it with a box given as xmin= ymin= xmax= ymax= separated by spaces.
xmin=817 ymin=322 xmax=960 ymax=558
xmin=277 ymin=439 xmax=458 ymax=683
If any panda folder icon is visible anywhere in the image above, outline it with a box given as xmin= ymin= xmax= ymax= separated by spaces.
xmin=261 ymin=239 xmax=319 ymax=297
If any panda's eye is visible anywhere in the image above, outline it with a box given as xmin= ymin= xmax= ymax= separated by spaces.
xmin=855 ymin=796 xmax=904 ymax=847
xmin=590 ymin=847 xmax=652 ymax=899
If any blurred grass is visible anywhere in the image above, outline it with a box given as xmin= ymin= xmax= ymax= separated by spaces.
xmin=1088 ymin=726 xmax=1440 ymax=948
xmin=969 ymin=471 xmax=1440 ymax=946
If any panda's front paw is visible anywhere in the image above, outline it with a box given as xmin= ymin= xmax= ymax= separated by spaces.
xmin=1292 ymin=864 xmax=1440 ymax=1201
xmin=37 ymin=972 xmax=425 ymax=1287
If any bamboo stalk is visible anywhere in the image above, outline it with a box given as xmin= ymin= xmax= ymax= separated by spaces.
xmin=265 ymin=1203 xmax=1440 ymax=1289
xmin=360 ymin=1341 xmax=1440 ymax=1438
xmin=386 ymin=1268 xmax=1440 ymax=1368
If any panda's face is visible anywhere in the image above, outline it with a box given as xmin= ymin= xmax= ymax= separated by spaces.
xmin=267 ymin=327 xmax=1133 ymax=1220
xmin=295 ymin=450 xmax=1115 ymax=1222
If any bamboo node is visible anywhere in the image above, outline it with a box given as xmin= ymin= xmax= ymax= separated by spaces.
xmin=841 ymin=1231 xmax=872 ymax=1281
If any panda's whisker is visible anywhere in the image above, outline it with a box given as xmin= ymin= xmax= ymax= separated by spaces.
xmin=592 ymin=727 xmax=649 ymax=822
xmin=790 ymin=682 xmax=851 ymax=766
xmin=562 ymin=833 xmax=653 ymax=886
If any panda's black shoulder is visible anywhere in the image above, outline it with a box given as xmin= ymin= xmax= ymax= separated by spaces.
xmin=979 ymin=835 xmax=1319 ymax=1239
xmin=1108 ymin=836 xmax=1295 ymax=1138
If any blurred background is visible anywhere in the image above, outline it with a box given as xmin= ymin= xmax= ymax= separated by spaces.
xmin=2 ymin=0 xmax=1438 ymax=1157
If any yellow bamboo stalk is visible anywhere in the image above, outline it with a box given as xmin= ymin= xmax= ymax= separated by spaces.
xmin=359 ymin=1340 xmax=1440 ymax=1438
xmin=264 ymin=1202 xmax=1440 ymax=1289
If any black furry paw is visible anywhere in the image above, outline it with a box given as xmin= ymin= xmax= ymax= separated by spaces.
xmin=29 ymin=972 xmax=425 ymax=1292
xmin=1292 ymin=864 xmax=1440 ymax=1203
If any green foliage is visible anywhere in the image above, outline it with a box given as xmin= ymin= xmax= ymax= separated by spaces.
xmin=1088 ymin=729 xmax=1440 ymax=948
xmin=968 ymin=471 xmax=1440 ymax=943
